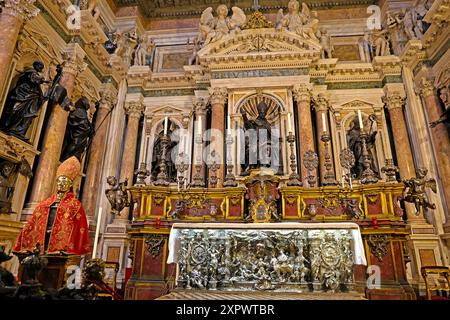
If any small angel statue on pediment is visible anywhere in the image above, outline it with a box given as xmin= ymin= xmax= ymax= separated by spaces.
xmin=199 ymin=5 xmax=247 ymax=45
xmin=276 ymin=0 xmax=319 ymax=41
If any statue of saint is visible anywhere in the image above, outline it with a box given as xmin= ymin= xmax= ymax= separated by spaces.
xmin=60 ymin=96 xmax=94 ymax=162
xmin=0 ymin=61 xmax=50 ymax=142
xmin=13 ymin=156 xmax=90 ymax=255
xmin=347 ymin=117 xmax=378 ymax=180
xmin=151 ymin=120 xmax=178 ymax=182
xmin=240 ymin=100 xmax=272 ymax=175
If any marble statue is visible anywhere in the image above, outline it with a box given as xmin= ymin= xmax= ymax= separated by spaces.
xmin=112 ymin=28 xmax=138 ymax=65
xmin=0 ymin=61 xmax=50 ymax=142
xmin=370 ymin=29 xmax=391 ymax=56
xmin=134 ymin=36 xmax=150 ymax=66
xmin=188 ymin=37 xmax=201 ymax=65
xmin=317 ymin=28 xmax=333 ymax=59
xmin=276 ymin=0 xmax=319 ymax=41
xmin=359 ymin=32 xmax=372 ymax=62
xmin=199 ymin=5 xmax=247 ymax=45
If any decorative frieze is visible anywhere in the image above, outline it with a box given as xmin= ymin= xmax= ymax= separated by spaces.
xmin=3 ymin=0 xmax=39 ymax=21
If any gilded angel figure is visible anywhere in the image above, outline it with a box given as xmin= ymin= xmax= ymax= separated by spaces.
xmin=276 ymin=0 xmax=319 ymax=41
xmin=199 ymin=5 xmax=247 ymax=45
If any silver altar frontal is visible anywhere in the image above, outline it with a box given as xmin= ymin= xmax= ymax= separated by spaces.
xmin=167 ymin=223 xmax=366 ymax=293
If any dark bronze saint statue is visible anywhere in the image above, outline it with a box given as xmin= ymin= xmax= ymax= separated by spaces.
xmin=0 ymin=61 xmax=50 ymax=142
xmin=151 ymin=120 xmax=178 ymax=182
xmin=347 ymin=117 xmax=378 ymax=180
xmin=60 ymin=96 xmax=94 ymax=162
xmin=240 ymin=100 xmax=272 ymax=175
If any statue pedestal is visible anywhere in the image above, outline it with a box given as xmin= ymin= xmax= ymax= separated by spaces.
xmin=17 ymin=255 xmax=81 ymax=290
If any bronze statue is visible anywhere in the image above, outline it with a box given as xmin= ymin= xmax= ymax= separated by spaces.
xmin=105 ymin=176 xmax=130 ymax=215
xmin=0 ymin=158 xmax=32 ymax=214
xmin=347 ymin=117 xmax=378 ymax=180
xmin=0 ymin=61 xmax=50 ymax=142
xmin=240 ymin=100 xmax=272 ymax=175
xmin=151 ymin=121 xmax=178 ymax=182
xmin=403 ymin=168 xmax=437 ymax=215
xmin=0 ymin=247 xmax=17 ymax=294
xmin=60 ymin=96 xmax=94 ymax=162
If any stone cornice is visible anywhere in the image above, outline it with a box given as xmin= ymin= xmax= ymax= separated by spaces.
xmin=3 ymin=0 xmax=39 ymax=22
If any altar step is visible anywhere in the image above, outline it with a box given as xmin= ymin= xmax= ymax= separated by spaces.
xmin=157 ymin=289 xmax=366 ymax=300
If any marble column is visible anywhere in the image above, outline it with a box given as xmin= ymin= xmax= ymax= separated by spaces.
xmin=0 ymin=0 xmax=38 ymax=93
xmin=419 ymin=78 xmax=450 ymax=216
xmin=28 ymin=44 xmax=86 ymax=204
xmin=208 ymin=87 xmax=227 ymax=188
xmin=191 ymin=97 xmax=208 ymax=183
xmin=384 ymin=91 xmax=419 ymax=222
xmin=314 ymin=94 xmax=335 ymax=185
xmin=82 ymin=83 xmax=117 ymax=218
xmin=116 ymin=100 xmax=144 ymax=223
xmin=293 ymin=84 xmax=316 ymax=185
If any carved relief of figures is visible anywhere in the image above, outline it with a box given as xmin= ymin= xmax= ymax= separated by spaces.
xmin=0 ymin=61 xmax=50 ymax=142
xmin=347 ymin=117 xmax=379 ymax=180
xmin=175 ymin=229 xmax=354 ymax=292
xmin=199 ymin=5 xmax=246 ymax=45
xmin=276 ymin=0 xmax=319 ymax=41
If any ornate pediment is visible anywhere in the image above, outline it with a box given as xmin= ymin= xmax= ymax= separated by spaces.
xmin=197 ymin=29 xmax=322 ymax=69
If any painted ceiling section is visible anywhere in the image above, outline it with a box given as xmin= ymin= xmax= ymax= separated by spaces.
xmin=112 ymin=0 xmax=376 ymax=19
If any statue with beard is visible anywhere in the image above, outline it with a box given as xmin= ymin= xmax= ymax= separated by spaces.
xmin=347 ymin=117 xmax=379 ymax=180
xmin=0 ymin=61 xmax=51 ymax=142
xmin=60 ymin=97 xmax=94 ymax=162
xmin=151 ymin=120 xmax=178 ymax=182
xmin=240 ymin=100 xmax=273 ymax=175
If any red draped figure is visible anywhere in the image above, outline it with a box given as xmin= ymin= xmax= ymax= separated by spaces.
xmin=14 ymin=156 xmax=90 ymax=255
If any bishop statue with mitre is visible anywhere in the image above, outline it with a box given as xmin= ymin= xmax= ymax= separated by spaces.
xmin=13 ymin=156 xmax=90 ymax=255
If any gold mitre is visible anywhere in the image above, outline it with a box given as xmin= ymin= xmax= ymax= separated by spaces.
xmin=56 ymin=156 xmax=81 ymax=182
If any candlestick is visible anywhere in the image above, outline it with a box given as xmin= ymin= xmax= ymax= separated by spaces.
xmin=358 ymin=110 xmax=363 ymax=129
xmin=197 ymin=115 xmax=202 ymax=135
xmin=359 ymin=132 xmax=379 ymax=184
xmin=164 ymin=116 xmax=168 ymax=134
xmin=224 ymin=133 xmax=238 ymax=187
xmin=322 ymin=113 xmax=327 ymax=133
xmin=92 ymin=207 xmax=102 ymax=259
xmin=321 ymin=132 xmax=338 ymax=186
xmin=287 ymin=112 xmax=292 ymax=133
xmin=287 ymin=132 xmax=302 ymax=186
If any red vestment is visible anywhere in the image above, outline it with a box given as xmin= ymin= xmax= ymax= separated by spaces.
xmin=13 ymin=192 xmax=90 ymax=255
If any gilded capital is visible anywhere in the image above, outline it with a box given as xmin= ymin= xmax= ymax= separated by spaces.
xmin=62 ymin=44 xmax=87 ymax=77
xmin=3 ymin=0 xmax=39 ymax=22
xmin=124 ymin=101 xmax=144 ymax=119
xmin=193 ymin=97 xmax=208 ymax=115
xmin=99 ymin=84 xmax=118 ymax=109
xmin=209 ymin=87 xmax=228 ymax=105
xmin=293 ymin=84 xmax=312 ymax=103
xmin=314 ymin=94 xmax=329 ymax=112
xmin=418 ymin=77 xmax=435 ymax=98
xmin=383 ymin=92 xmax=406 ymax=110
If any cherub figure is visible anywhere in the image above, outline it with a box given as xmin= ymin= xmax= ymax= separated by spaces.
xmin=199 ymin=5 xmax=246 ymax=45
xmin=276 ymin=0 xmax=319 ymax=41
xmin=105 ymin=176 xmax=130 ymax=215
xmin=403 ymin=168 xmax=437 ymax=215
